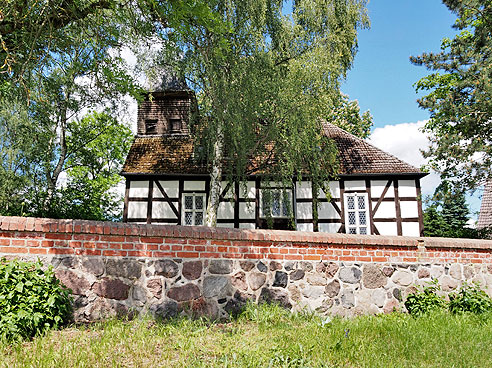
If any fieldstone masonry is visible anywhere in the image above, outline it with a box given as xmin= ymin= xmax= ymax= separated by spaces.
xmin=1 ymin=216 xmax=492 ymax=321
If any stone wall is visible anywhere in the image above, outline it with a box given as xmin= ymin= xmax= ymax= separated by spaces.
xmin=1 ymin=216 xmax=492 ymax=321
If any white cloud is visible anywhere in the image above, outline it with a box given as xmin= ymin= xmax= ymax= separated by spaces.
xmin=367 ymin=120 xmax=441 ymax=197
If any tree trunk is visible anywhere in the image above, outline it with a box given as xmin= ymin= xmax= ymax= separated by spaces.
xmin=205 ymin=135 xmax=223 ymax=227
xmin=43 ymin=98 xmax=69 ymax=213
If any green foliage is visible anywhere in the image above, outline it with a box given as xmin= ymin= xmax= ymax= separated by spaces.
xmin=404 ymin=280 xmax=447 ymax=316
xmin=423 ymin=181 xmax=488 ymax=238
xmin=0 ymin=258 xmax=73 ymax=342
xmin=449 ymin=282 xmax=492 ymax=314
xmin=405 ymin=279 xmax=492 ymax=317
xmin=0 ymin=0 xmax=142 ymax=220
xmin=1 ymin=0 xmax=371 ymax=223
xmin=423 ymin=183 xmax=468 ymax=237
xmin=145 ymin=0 xmax=370 ymax=225
xmin=0 ymin=111 xmax=132 ymax=220
xmin=327 ymin=93 xmax=373 ymax=139
xmin=411 ymin=0 xmax=492 ymax=191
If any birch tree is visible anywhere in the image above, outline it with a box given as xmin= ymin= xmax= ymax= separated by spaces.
xmin=144 ymin=0 xmax=370 ymax=226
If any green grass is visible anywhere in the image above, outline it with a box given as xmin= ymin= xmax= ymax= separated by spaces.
xmin=1 ymin=304 xmax=492 ymax=367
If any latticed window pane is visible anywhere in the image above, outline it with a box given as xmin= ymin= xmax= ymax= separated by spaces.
xmin=358 ymin=196 xmax=365 ymax=210
xmin=185 ymin=212 xmax=193 ymax=225
xmin=195 ymin=196 xmax=203 ymax=210
xmin=359 ymin=211 xmax=367 ymax=225
xmin=195 ymin=212 xmax=203 ymax=226
xmin=348 ymin=212 xmax=356 ymax=225
xmin=345 ymin=193 xmax=370 ymax=235
xmin=185 ymin=196 xmax=193 ymax=210
xmin=282 ymin=197 xmax=289 ymax=216
xmin=272 ymin=192 xmax=281 ymax=216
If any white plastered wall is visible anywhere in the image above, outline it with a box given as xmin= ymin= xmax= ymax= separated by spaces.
xmin=153 ymin=180 xmax=179 ymax=198
xmin=374 ymin=202 xmax=396 ymax=219
xmin=183 ymin=181 xmax=206 ymax=191
xmin=318 ymin=223 xmax=341 ymax=233
xmin=129 ymin=181 xmax=149 ymax=197
xmin=318 ymin=181 xmax=340 ymax=199
xmin=296 ymin=223 xmax=313 ymax=232
xmin=239 ymin=223 xmax=255 ymax=230
xmin=296 ymin=181 xmax=312 ymax=199
xmin=296 ymin=202 xmax=312 ymax=220
xmin=152 ymin=202 xmax=177 ymax=219
xmin=402 ymin=222 xmax=420 ymax=236
xmin=239 ymin=202 xmax=255 ymax=220
xmin=370 ymin=180 xmax=394 ymax=198
xmin=128 ymin=202 xmax=147 ymax=219
xmin=218 ymin=201 xmax=234 ymax=220
xmin=398 ymin=179 xmax=420 ymax=237
xmin=371 ymin=179 xmax=396 ymax=235
xmin=400 ymin=201 xmax=419 ymax=218
xmin=239 ymin=181 xmax=256 ymax=199
xmin=220 ymin=181 xmax=233 ymax=199
xmin=344 ymin=180 xmax=366 ymax=191
xmin=398 ymin=179 xmax=417 ymax=197
xmin=318 ymin=202 xmax=340 ymax=220
xmin=374 ymin=222 xmax=398 ymax=236
xmin=217 ymin=223 xmax=234 ymax=228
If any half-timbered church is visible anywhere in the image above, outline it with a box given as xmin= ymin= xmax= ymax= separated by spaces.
xmin=121 ymin=85 xmax=427 ymax=236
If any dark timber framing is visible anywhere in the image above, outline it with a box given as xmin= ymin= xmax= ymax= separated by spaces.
xmin=122 ymin=174 xmax=424 ymax=236
xmin=416 ymin=179 xmax=424 ymax=237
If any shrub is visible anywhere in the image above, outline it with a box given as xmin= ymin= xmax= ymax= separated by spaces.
xmin=0 ymin=258 xmax=73 ymax=342
xmin=448 ymin=282 xmax=492 ymax=314
xmin=404 ymin=280 xmax=447 ymax=316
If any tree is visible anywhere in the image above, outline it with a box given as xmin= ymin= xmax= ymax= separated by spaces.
xmin=0 ymin=4 xmax=140 ymax=218
xmin=328 ymin=93 xmax=373 ymax=139
xmin=0 ymin=0 xmax=117 ymax=90
xmin=0 ymin=0 xmax=248 ymax=220
xmin=37 ymin=112 xmax=132 ymax=220
xmin=145 ymin=0 xmax=370 ymax=226
xmin=422 ymin=181 xmax=489 ymax=238
xmin=411 ymin=0 xmax=492 ymax=191
xmin=0 ymin=98 xmax=44 ymax=215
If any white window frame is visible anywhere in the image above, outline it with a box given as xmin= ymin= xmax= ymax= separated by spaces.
xmin=260 ymin=189 xmax=292 ymax=218
xmin=343 ymin=192 xmax=370 ymax=235
xmin=182 ymin=193 xmax=205 ymax=226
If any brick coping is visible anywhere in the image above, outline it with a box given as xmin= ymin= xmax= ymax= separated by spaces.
xmin=1 ymin=216 xmax=491 ymax=251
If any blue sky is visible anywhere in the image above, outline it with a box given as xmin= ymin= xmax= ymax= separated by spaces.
xmin=342 ymin=0 xmax=457 ymax=128
xmin=341 ymin=1 xmax=482 ymax=218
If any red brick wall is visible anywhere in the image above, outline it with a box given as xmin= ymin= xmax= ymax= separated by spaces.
xmin=1 ymin=216 xmax=491 ymax=265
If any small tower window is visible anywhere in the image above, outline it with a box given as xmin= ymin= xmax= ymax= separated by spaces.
xmin=145 ymin=119 xmax=158 ymax=134
xmin=170 ymin=118 xmax=181 ymax=132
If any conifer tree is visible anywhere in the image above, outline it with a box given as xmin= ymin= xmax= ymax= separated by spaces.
xmin=411 ymin=0 xmax=492 ymax=191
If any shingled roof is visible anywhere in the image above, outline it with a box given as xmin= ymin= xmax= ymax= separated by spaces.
xmin=122 ymin=123 xmax=425 ymax=177
xmin=478 ymin=180 xmax=492 ymax=229
xmin=122 ymin=135 xmax=208 ymax=175
xmin=322 ymin=122 xmax=424 ymax=175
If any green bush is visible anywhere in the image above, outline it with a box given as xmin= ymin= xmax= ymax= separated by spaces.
xmin=404 ymin=280 xmax=447 ymax=316
xmin=448 ymin=282 xmax=492 ymax=314
xmin=0 ymin=258 xmax=73 ymax=342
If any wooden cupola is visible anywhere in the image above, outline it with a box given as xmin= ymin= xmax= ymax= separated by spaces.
xmin=137 ymin=74 xmax=194 ymax=136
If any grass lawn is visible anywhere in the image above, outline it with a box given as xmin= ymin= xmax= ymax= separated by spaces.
xmin=1 ymin=304 xmax=492 ymax=368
